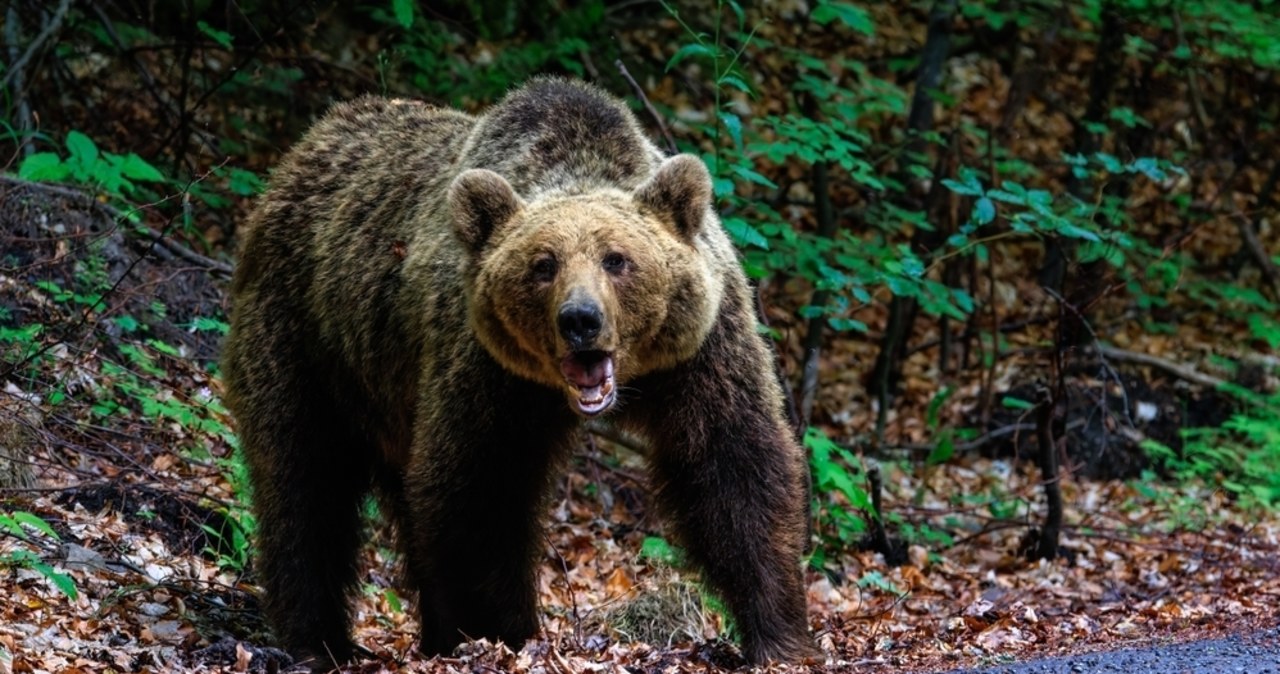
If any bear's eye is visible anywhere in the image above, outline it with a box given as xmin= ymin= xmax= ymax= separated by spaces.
xmin=602 ymin=252 xmax=628 ymax=275
xmin=531 ymin=256 xmax=558 ymax=283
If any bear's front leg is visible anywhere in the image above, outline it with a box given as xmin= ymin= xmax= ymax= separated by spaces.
xmin=399 ymin=353 xmax=579 ymax=658
xmin=621 ymin=292 xmax=814 ymax=664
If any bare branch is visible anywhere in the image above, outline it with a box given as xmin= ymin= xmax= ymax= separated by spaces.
xmin=615 ymin=60 xmax=678 ymax=155
xmin=0 ymin=0 xmax=73 ymax=92
xmin=0 ymin=175 xmax=234 ymax=276
xmin=1092 ymin=345 xmax=1228 ymax=391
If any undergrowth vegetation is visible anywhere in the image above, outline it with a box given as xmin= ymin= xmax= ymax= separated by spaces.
xmin=0 ymin=0 xmax=1277 ymax=664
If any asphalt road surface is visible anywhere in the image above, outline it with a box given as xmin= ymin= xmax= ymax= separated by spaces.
xmin=942 ymin=629 xmax=1280 ymax=673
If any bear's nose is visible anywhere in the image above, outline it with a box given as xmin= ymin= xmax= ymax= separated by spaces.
xmin=558 ymin=301 xmax=603 ymax=348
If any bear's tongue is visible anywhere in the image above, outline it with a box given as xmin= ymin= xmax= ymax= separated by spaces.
xmin=561 ymin=351 xmax=613 ymax=388
xmin=560 ymin=351 xmax=616 ymax=415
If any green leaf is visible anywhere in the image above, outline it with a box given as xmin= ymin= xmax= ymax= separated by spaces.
xmin=973 ymin=196 xmax=996 ymax=225
xmin=391 ymin=0 xmax=414 ymax=28
xmin=722 ymin=216 xmax=770 ymax=250
xmin=986 ymin=188 xmax=1024 ymax=205
xmin=712 ymin=176 xmax=735 ymax=198
xmin=1059 ymin=223 xmax=1101 ymax=242
xmin=147 ymin=339 xmax=181 ymax=356
xmin=719 ymin=74 xmax=753 ymax=94
xmin=812 ymin=2 xmax=875 ymax=34
xmin=226 ymin=167 xmax=265 ymax=196
xmin=0 ymin=514 xmax=26 ymax=539
xmin=65 ymin=130 xmax=99 ymax=167
xmin=1079 ymin=240 xmax=1125 ymax=267
xmin=719 ymin=112 xmax=743 ymax=150
xmin=1001 ymin=396 xmax=1035 ymax=411
xmin=1129 ymin=157 xmax=1167 ymax=181
xmin=827 ymin=317 xmax=868 ymax=332
xmin=925 ymin=386 xmax=954 ymax=429
xmin=33 ymin=563 xmax=77 ymax=600
xmin=857 ymin=570 xmax=904 ymax=595
xmin=731 ymin=164 xmax=777 ymax=188
xmin=639 ymin=536 xmax=683 ymax=566
xmin=12 ymin=512 xmax=59 ymax=540
xmin=942 ymin=176 xmax=983 ymax=197
xmin=17 ymin=153 xmax=69 ymax=181
xmin=1096 ymin=152 xmax=1123 ymax=173
xmin=926 ymin=432 xmax=955 ymax=465
xmin=196 ymin=20 xmax=234 ymax=49
xmin=383 ymin=588 xmax=403 ymax=612
xmin=119 ymin=153 xmax=166 ymax=183
xmin=112 ymin=315 xmax=140 ymax=332
xmin=191 ymin=316 xmax=230 ymax=334
xmin=666 ymin=43 xmax=714 ymax=71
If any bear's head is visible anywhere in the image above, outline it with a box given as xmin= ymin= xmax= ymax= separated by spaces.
xmin=449 ymin=155 xmax=725 ymax=416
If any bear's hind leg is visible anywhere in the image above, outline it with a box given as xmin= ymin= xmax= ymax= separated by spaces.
xmin=243 ymin=398 xmax=371 ymax=667
xmin=228 ymin=344 xmax=372 ymax=668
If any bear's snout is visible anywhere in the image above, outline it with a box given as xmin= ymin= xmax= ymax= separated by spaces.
xmin=557 ymin=299 xmax=604 ymax=350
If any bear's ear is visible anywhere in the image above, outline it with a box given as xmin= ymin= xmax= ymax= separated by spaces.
xmin=449 ymin=169 xmax=524 ymax=254
xmin=634 ymin=154 xmax=713 ymax=240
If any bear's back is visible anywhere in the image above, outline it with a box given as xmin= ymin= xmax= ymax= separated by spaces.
xmin=234 ymin=97 xmax=474 ymax=294
xmin=460 ymin=78 xmax=665 ymax=198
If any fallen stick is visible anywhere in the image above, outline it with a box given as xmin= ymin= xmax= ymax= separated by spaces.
xmin=1092 ymin=344 xmax=1227 ymax=391
xmin=0 ymin=175 xmax=233 ymax=277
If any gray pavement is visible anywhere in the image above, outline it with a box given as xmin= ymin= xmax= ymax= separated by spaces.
xmin=941 ymin=629 xmax=1280 ymax=673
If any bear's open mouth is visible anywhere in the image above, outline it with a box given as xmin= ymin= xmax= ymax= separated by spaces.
xmin=560 ymin=350 xmax=616 ymax=415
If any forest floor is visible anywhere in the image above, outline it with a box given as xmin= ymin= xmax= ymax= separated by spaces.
xmin=3 ymin=5 xmax=1280 ymax=669
xmin=1 ymin=176 xmax=1279 ymax=674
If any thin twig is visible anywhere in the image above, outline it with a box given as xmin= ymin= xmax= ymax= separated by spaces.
xmin=544 ymin=532 xmax=582 ymax=648
xmin=579 ymin=453 xmax=646 ymax=486
xmin=89 ymin=2 xmax=176 ymax=129
xmin=0 ymin=175 xmax=234 ymax=276
xmin=755 ymin=279 xmax=802 ymax=439
xmin=1171 ymin=10 xmax=1212 ymax=134
xmin=885 ymin=418 xmax=1087 ymax=456
xmin=799 ymin=159 xmax=835 ymax=428
xmin=1092 ymin=344 xmax=1228 ymax=391
xmin=615 ymin=59 xmax=678 ymax=155
xmin=4 ymin=5 xmax=34 ymax=158
xmin=0 ymin=0 xmax=73 ymax=92
xmin=866 ymin=463 xmax=894 ymax=562
xmin=1232 ymin=159 xmax=1280 ymax=298
xmin=0 ymin=176 xmax=224 ymax=379
xmin=1032 ymin=382 xmax=1062 ymax=560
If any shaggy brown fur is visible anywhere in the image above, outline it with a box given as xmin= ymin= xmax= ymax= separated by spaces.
xmin=222 ymin=77 xmax=812 ymax=667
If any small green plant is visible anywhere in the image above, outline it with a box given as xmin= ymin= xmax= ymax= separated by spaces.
xmin=0 ymin=510 xmax=78 ymax=599
xmin=372 ymin=0 xmax=607 ymax=105
xmin=201 ymin=509 xmax=252 ymax=573
xmin=0 ymin=322 xmax=43 ymax=371
xmin=16 ymin=130 xmax=167 ymax=203
xmin=1143 ymin=390 xmax=1280 ymax=511
xmin=1129 ymin=469 xmax=1217 ymax=531
xmin=856 ymin=569 xmax=906 ymax=597
xmin=806 ymin=427 xmax=871 ymax=554
xmin=638 ymin=535 xmax=684 ymax=567
xmin=635 ymin=534 xmax=737 ymax=641
xmin=72 ymin=328 xmax=255 ymax=572
xmin=383 ymin=587 xmax=403 ymax=613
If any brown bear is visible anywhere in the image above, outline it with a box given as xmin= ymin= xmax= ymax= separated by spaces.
xmin=221 ymin=77 xmax=812 ymax=668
